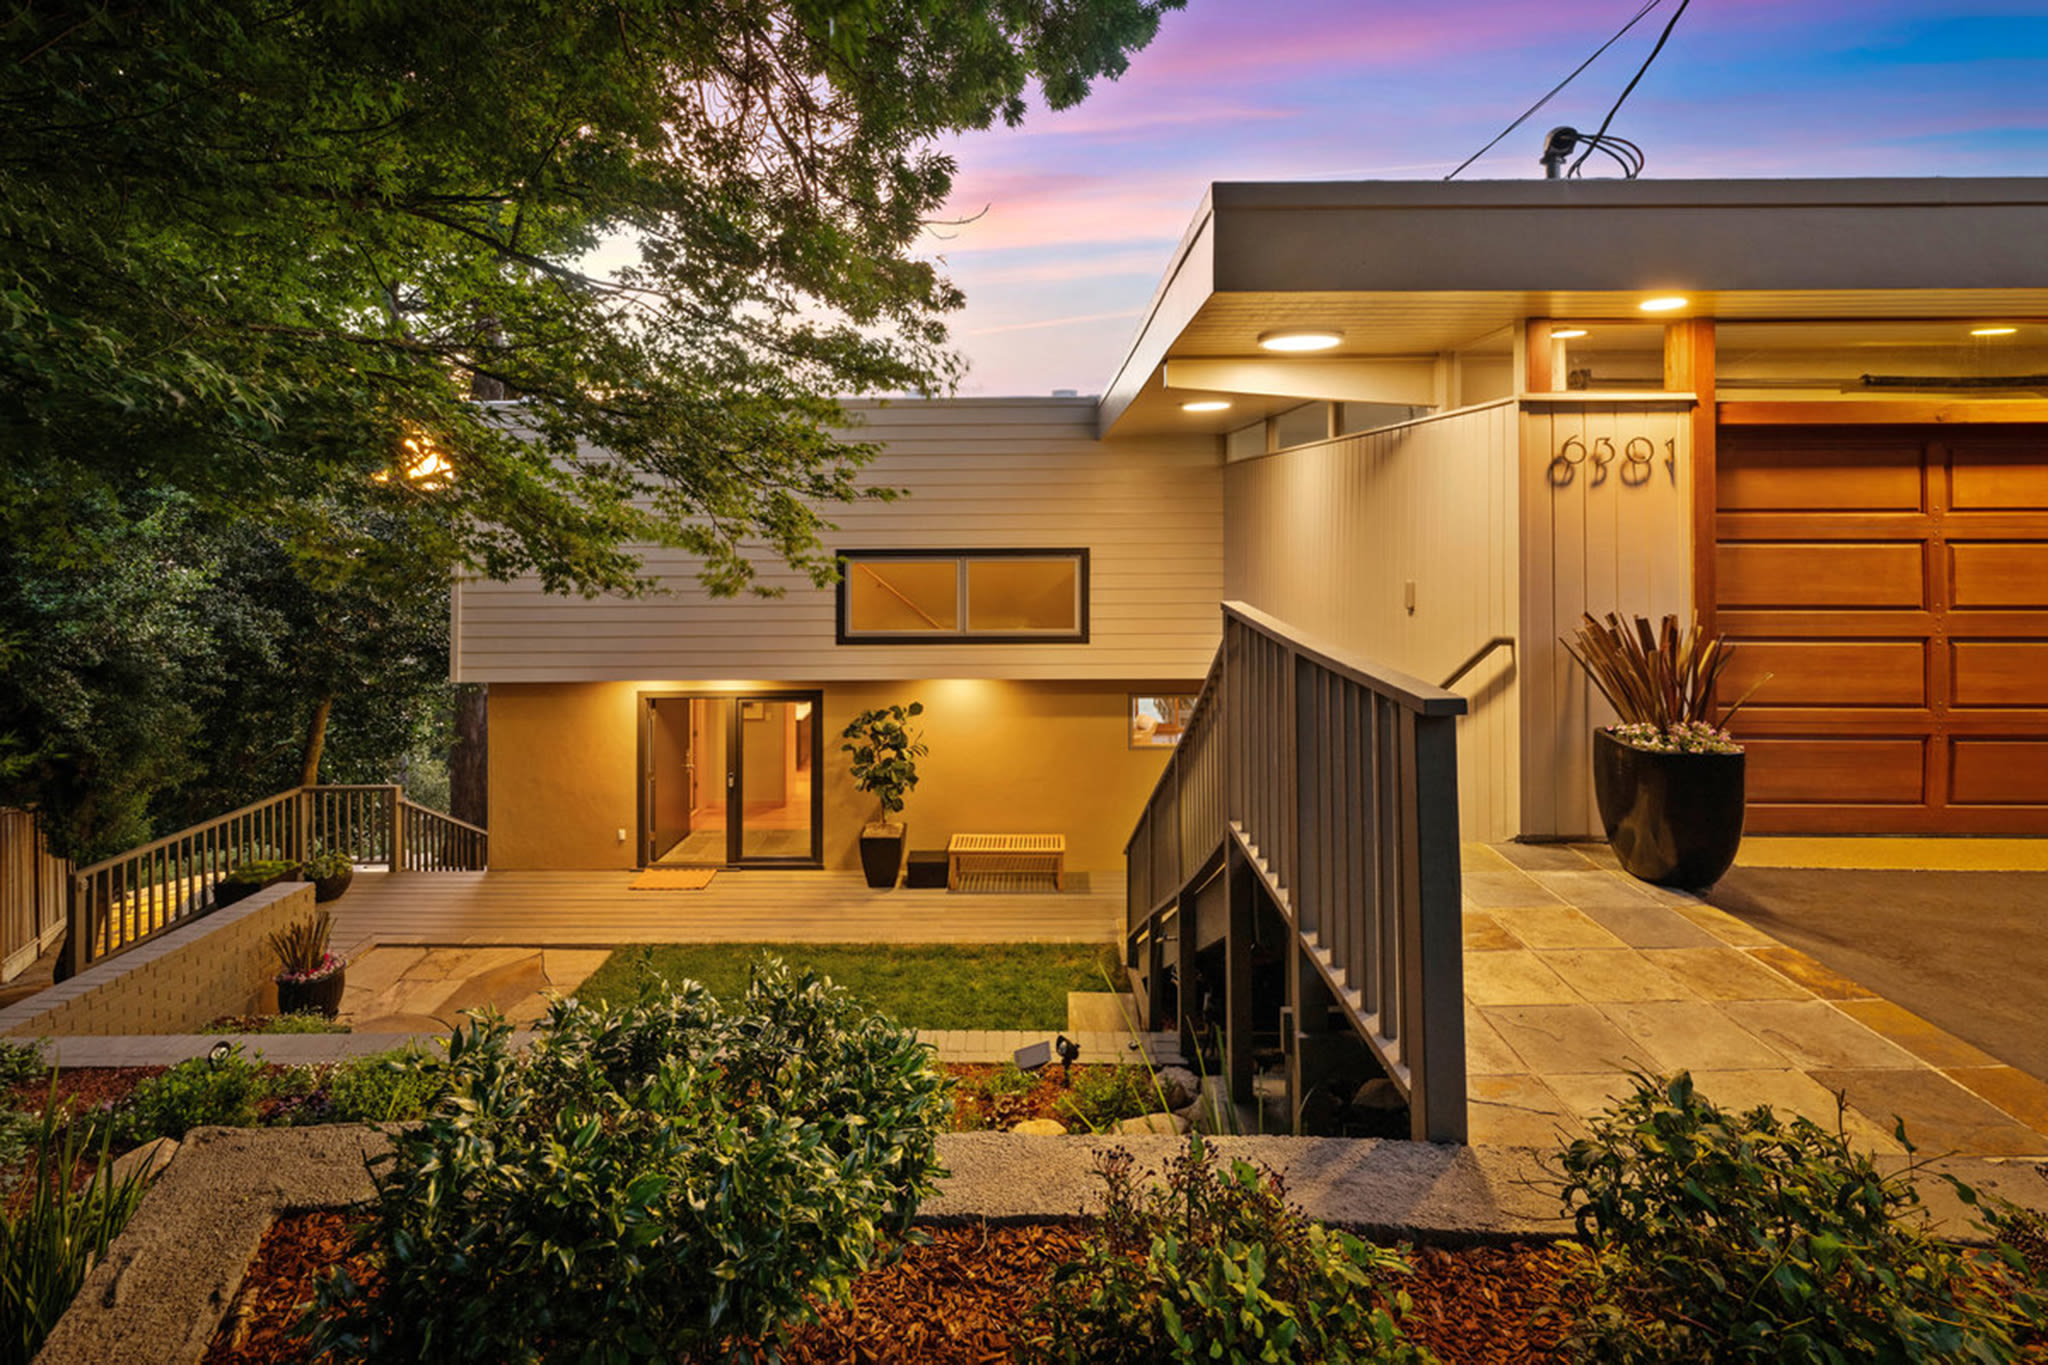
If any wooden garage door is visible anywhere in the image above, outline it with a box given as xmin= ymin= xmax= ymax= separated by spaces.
xmin=1714 ymin=425 xmax=2048 ymax=834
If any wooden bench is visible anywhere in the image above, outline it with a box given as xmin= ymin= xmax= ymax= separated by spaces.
xmin=947 ymin=833 xmax=1066 ymax=892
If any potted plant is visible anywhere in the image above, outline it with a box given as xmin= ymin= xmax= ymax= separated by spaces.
xmin=214 ymin=858 xmax=300 ymax=909
xmin=302 ymin=849 xmax=355 ymax=903
xmin=268 ymin=908 xmax=346 ymax=1017
xmin=840 ymin=701 xmax=927 ymax=889
xmin=1563 ymin=612 xmax=1767 ymax=889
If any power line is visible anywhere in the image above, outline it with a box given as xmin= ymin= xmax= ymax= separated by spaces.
xmin=1568 ymin=0 xmax=1694 ymax=177
xmin=1444 ymin=0 xmax=1664 ymax=181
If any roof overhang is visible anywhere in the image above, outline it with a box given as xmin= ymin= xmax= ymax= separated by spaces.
xmin=1098 ymin=178 xmax=2048 ymax=438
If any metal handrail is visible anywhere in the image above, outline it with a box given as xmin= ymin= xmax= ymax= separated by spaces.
xmin=1439 ymin=636 xmax=1516 ymax=690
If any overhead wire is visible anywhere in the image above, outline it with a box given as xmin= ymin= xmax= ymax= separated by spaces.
xmin=1444 ymin=0 xmax=1664 ymax=181
xmin=1568 ymin=0 xmax=1694 ymax=176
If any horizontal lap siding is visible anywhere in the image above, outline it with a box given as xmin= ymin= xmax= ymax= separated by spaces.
xmin=455 ymin=400 xmax=1224 ymax=683
xmin=1223 ymin=403 xmax=1520 ymax=841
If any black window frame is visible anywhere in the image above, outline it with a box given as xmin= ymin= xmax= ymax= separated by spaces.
xmin=835 ymin=548 xmax=1091 ymax=645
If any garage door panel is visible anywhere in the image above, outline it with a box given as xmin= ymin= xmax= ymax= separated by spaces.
xmin=1719 ymin=641 xmax=1923 ymax=707
xmin=1744 ymin=739 xmax=1925 ymax=804
xmin=1951 ymin=643 xmax=2048 ymax=707
xmin=1951 ymin=741 xmax=2048 ymax=805
xmin=1951 ymin=451 xmax=2048 ymax=511
xmin=1718 ymin=543 xmax=1924 ymax=608
xmin=1952 ymin=544 xmax=2048 ymax=608
xmin=1717 ymin=444 xmax=1922 ymax=511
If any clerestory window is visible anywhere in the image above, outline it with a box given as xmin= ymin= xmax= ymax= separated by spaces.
xmin=837 ymin=549 xmax=1088 ymax=644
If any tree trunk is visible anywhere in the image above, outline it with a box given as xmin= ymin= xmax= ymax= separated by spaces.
xmin=299 ymin=696 xmax=333 ymax=788
xmin=451 ymin=683 xmax=488 ymax=827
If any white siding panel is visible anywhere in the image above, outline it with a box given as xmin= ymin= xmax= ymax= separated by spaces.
xmin=1224 ymin=402 xmax=1521 ymax=841
xmin=1517 ymin=404 xmax=1695 ymax=838
xmin=455 ymin=399 xmax=1224 ymax=683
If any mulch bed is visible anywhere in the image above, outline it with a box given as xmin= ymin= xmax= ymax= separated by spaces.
xmin=204 ymin=1211 xmax=1582 ymax=1364
xmin=5 ymin=1064 xmax=163 ymax=1118
xmin=944 ymin=1063 xmax=1119 ymax=1131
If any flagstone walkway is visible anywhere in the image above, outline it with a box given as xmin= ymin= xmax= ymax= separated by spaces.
xmin=1461 ymin=842 xmax=2048 ymax=1159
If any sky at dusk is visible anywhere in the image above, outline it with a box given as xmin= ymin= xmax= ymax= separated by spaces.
xmin=927 ymin=0 xmax=2048 ymax=396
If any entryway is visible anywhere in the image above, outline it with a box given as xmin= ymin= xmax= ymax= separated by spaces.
xmin=640 ymin=692 xmax=822 ymax=867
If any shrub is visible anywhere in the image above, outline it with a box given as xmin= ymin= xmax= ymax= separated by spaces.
xmin=302 ymin=850 xmax=353 ymax=881
xmin=979 ymin=1063 xmax=1040 ymax=1101
xmin=318 ymin=1047 xmax=445 ymax=1124
xmin=1056 ymin=1065 xmax=1166 ymax=1132
xmin=223 ymin=858 xmax=298 ymax=887
xmin=1558 ymin=1071 xmax=2040 ymax=1363
xmin=1024 ymin=1137 xmax=1433 ymax=1363
xmin=115 ymin=1045 xmax=272 ymax=1142
xmin=2 ymin=1081 xmax=151 ymax=1365
xmin=0 ymin=1039 xmax=45 ymax=1092
xmin=307 ymin=959 xmax=951 ymax=1362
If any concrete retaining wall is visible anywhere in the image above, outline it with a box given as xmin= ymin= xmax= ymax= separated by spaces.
xmin=0 ymin=882 xmax=314 ymax=1037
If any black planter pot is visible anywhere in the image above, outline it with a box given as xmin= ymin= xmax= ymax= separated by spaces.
xmin=312 ymin=866 xmax=354 ymax=903
xmin=276 ymin=964 xmax=346 ymax=1019
xmin=1593 ymin=728 xmax=1746 ymax=889
xmin=858 ymin=825 xmax=906 ymax=889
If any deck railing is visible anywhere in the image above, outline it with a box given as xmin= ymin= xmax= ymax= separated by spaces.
xmin=1125 ymin=601 xmax=1468 ymax=1142
xmin=65 ymin=784 xmax=486 ymax=975
xmin=2 ymin=810 xmax=70 ymax=982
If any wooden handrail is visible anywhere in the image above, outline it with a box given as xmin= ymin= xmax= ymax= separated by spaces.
xmin=1439 ymin=636 xmax=1516 ymax=690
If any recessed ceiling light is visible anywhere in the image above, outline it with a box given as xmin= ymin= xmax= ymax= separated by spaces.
xmin=1971 ymin=325 xmax=2018 ymax=337
xmin=1180 ymin=399 xmax=1232 ymax=413
xmin=1550 ymin=327 xmax=1589 ymax=339
xmin=1638 ymin=296 xmax=1689 ymax=313
xmin=1257 ymin=328 xmax=1344 ymax=353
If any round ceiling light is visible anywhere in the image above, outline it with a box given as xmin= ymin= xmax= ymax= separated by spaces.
xmin=1971 ymin=325 xmax=2019 ymax=337
xmin=1180 ymin=399 xmax=1232 ymax=413
xmin=1550 ymin=327 xmax=1589 ymax=339
xmin=1638 ymin=296 xmax=1689 ymax=313
xmin=1257 ymin=328 xmax=1344 ymax=353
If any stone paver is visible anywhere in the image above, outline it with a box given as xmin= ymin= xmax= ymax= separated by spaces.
xmin=1541 ymin=949 xmax=1694 ymax=1004
xmin=1596 ymin=1000 xmax=1789 ymax=1072
xmin=1719 ymin=1000 xmax=1921 ymax=1071
xmin=1485 ymin=905 xmax=1627 ymax=950
xmin=1463 ymin=951 xmax=1581 ymax=1007
xmin=1641 ymin=946 xmax=1807 ymax=1001
xmin=1482 ymin=1004 xmax=1644 ymax=1075
xmin=1810 ymin=1068 xmax=2048 ymax=1158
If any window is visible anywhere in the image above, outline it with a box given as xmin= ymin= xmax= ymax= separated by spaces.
xmin=1130 ymin=694 xmax=1198 ymax=748
xmin=839 ymin=550 xmax=1088 ymax=643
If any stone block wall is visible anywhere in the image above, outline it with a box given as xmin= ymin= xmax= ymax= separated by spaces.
xmin=0 ymin=882 xmax=315 ymax=1037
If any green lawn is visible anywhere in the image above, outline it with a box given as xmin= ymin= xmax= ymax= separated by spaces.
xmin=575 ymin=942 xmax=1127 ymax=1031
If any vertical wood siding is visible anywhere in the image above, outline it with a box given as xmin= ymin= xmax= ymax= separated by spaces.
xmin=1518 ymin=403 xmax=1695 ymax=838
xmin=1 ymin=810 xmax=69 ymax=983
xmin=454 ymin=399 xmax=1224 ymax=683
xmin=1223 ymin=402 xmax=1520 ymax=841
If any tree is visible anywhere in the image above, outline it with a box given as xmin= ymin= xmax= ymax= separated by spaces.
xmin=1 ymin=0 xmax=1185 ymax=599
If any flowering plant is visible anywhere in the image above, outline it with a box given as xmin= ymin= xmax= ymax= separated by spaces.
xmin=276 ymin=951 xmax=342 ymax=985
xmin=1606 ymin=721 xmax=1743 ymax=755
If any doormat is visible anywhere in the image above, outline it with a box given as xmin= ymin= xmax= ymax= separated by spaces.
xmin=630 ymin=868 xmax=718 ymax=891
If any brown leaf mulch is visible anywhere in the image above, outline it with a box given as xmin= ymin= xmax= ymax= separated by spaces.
xmin=205 ymin=1212 xmax=1584 ymax=1364
xmin=944 ymin=1064 xmax=1123 ymax=1131
xmin=5 ymin=1064 xmax=163 ymax=1117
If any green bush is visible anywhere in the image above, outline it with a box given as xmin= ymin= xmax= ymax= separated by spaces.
xmin=1055 ymin=1066 xmax=1165 ymax=1131
xmin=223 ymin=858 xmax=298 ymax=887
xmin=0 ymin=1039 xmax=45 ymax=1092
xmin=2 ymin=1081 xmax=151 ymax=1365
xmin=977 ymin=1063 xmax=1040 ymax=1102
xmin=318 ymin=1047 xmax=445 ymax=1124
xmin=115 ymin=1045 xmax=272 ymax=1142
xmin=1558 ymin=1071 xmax=2041 ymax=1363
xmin=307 ymin=959 xmax=951 ymax=1362
xmin=1024 ymin=1137 xmax=1433 ymax=1363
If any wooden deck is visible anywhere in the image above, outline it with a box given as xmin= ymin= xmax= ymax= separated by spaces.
xmin=328 ymin=868 xmax=1122 ymax=955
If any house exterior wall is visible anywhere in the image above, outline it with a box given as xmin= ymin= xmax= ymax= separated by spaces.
xmin=453 ymin=398 xmax=1224 ymax=684
xmin=1517 ymin=400 xmax=1697 ymax=838
xmin=1222 ymin=401 xmax=1521 ymax=841
xmin=488 ymin=679 xmax=1179 ymax=873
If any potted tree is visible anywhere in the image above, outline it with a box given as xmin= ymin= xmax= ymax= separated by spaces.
xmin=840 ymin=701 xmax=927 ymax=889
xmin=268 ymin=908 xmax=346 ymax=1017
xmin=1563 ymin=613 xmax=1766 ymax=889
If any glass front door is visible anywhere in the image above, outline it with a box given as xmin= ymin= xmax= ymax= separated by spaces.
xmin=642 ymin=692 xmax=820 ymax=867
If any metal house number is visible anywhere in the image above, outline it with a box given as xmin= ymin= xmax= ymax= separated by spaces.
xmin=1548 ymin=433 xmax=1679 ymax=487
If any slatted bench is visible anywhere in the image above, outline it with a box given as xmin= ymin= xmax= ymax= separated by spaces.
xmin=947 ymin=833 xmax=1066 ymax=893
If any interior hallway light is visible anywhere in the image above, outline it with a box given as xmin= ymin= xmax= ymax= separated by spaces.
xmin=1638 ymin=296 xmax=1689 ymax=313
xmin=1550 ymin=327 xmax=1589 ymax=339
xmin=1257 ymin=328 xmax=1344 ymax=352
xmin=1971 ymin=325 xmax=2019 ymax=337
xmin=1180 ymin=399 xmax=1232 ymax=412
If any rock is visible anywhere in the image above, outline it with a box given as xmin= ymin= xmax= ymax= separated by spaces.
xmin=1154 ymin=1066 xmax=1199 ymax=1110
xmin=1011 ymin=1118 xmax=1068 ymax=1136
xmin=1351 ymin=1078 xmax=1405 ymax=1111
xmin=1115 ymin=1112 xmax=1191 ymax=1137
xmin=108 ymin=1137 xmax=179 ymax=1187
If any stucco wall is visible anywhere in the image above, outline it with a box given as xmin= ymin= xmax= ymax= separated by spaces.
xmin=487 ymin=680 xmax=1188 ymax=873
